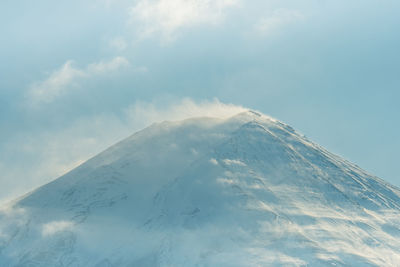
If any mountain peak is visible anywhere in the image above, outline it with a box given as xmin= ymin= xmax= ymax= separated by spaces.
xmin=230 ymin=109 xmax=274 ymax=122
xmin=238 ymin=109 xmax=262 ymax=117
xmin=1 ymin=113 xmax=400 ymax=266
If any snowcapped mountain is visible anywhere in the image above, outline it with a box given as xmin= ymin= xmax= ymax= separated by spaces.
xmin=1 ymin=111 xmax=400 ymax=266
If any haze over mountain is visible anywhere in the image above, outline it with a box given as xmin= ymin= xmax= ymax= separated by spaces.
xmin=1 ymin=111 xmax=400 ymax=266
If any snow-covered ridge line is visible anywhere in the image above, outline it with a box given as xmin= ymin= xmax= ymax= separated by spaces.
xmin=1 ymin=110 xmax=400 ymax=266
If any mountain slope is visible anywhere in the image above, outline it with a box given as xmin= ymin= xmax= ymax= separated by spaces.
xmin=1 ymin=111 xmax=400 ymax=266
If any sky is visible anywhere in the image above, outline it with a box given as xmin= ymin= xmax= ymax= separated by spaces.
xmin=1 ymin=0 xmax=399 ymax=204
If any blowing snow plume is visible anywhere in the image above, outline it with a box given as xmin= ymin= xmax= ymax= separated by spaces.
xmin=1 ymin=110 xmax=400 ymax=266
xmin=0 ymin=98 xmax=247 ymax=205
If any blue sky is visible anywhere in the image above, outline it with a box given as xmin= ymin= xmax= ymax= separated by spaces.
xmin=1 ymin=0 xmax=399 ymax=203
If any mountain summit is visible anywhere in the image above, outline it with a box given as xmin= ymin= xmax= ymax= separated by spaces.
xmin=1 ymin=111 xmax=400 ymax=266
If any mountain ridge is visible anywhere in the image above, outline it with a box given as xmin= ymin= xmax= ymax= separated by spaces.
xmin=1 ymin=110 xmax=400 ymax=266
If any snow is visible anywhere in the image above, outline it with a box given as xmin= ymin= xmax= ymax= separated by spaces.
xmin=1 ymin=110 xmax=400 ymax=266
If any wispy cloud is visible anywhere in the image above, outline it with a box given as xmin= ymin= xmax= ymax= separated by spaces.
xmin=27 ymin=57 xmax=130 ymax=104
xmin=125 ymin=98 xmax=247 ymax=127
xmin=28 ymin=61 xmax=85 ymax=104
xmin=86 ymin=56 xmax=130 ymax=74
xmin=255 ymin=9 xmax=304 ymax=36
xmin=130 ymin=0 xmax=239 ymax=41
xmin=222 ymin=159 xmax=246 ymax=166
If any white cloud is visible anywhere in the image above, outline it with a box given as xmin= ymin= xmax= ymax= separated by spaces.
xmin=0 ymin=205 xmax=26 ymax=218
xmin=255 ymin=9 xmax=304 ymax=36
xmin=42 ymin=220 xmax=74 ymax=236
xmin=28 ymin=57 xmax=130 ymax=104
xmin=28 ymin=61 xmax=85 ymax=103
xmin=222 ymin=159 xmax=246 ymax=166
xmin=130 ymin=0 xmax=239 ymax=41
xmin=210 ymin=158 xmax=219 ymax=165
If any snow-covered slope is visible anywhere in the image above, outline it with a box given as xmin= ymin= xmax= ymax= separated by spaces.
xmin=1 ymin=111 xmax=400 ymax=266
